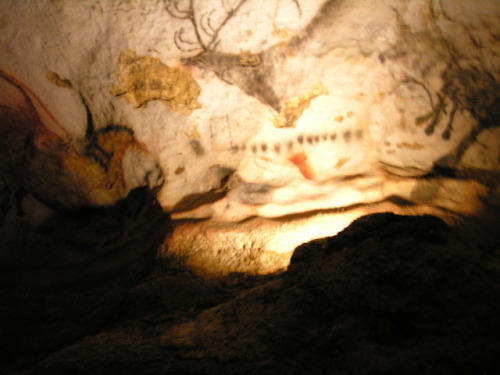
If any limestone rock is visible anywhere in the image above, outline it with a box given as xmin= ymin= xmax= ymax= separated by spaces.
xmin=1 ymin=1 xmax=499 ymax=372
xmin=0 ymin=0 xmax=498 ymax=225
xmin=18 ymin=214 xmax=500 ymax=375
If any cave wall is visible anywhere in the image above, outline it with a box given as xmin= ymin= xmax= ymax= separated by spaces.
xmin=0 ymin=0 xmax=499 ymax=271
xmin=1 ymin=2 xmax=499 ymax=372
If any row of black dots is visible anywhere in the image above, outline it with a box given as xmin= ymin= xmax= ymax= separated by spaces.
xmin=233 ymin=129 xmax=364 ymax=154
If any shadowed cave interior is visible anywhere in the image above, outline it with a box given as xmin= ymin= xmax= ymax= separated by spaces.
xmin=1 ymin=0 xmax=500 ymax=374
xmin=1 ymin=189 xmax=499 ymax=374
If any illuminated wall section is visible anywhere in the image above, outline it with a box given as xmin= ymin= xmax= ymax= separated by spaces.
xmin=1 ymin=0 xmax=499 ymax=275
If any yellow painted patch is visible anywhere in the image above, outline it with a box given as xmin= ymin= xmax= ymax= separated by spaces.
xmin=71 ymin=130 xmax=136 ymax=202
xmin=335 ymin=157 xmax=350 ymax=169
xmin=273 ymin=82 xmax=329 ymax=128
xmin=397 ymin=142 xmax=425 ymax=150
xmin=186 ymin=125 xmax=201 ymax=140
xmin=239 ymin=50 xmax=261 ymax=67
xmin=63 ymin=152 xmax=120 ymax=196
xmin=334 ymin=115 xmax=344 ymax=123
xmin=46 ymin=71 xmax=72 ymax=88
xmin=112 ymin=50 xmax=201 ymax=115
xmin=62 ymin=129 xmax=148 ymax=206
xmin=273 ymin=26 xmax=293 ymax=41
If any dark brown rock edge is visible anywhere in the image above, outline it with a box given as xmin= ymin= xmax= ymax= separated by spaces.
xmin=11 ymin=213 xmax=500 ymax=375
xmin=0 ymin=188 xmax=171 ymax=374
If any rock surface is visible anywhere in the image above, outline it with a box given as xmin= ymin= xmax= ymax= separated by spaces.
xmin=5 ymin=213 xmax=498 ymax=375
xmin=1 ymin=0 xmax=499 ymax=222
xmin=0 ymin=188 xmax=170 ymax=374
xmin=0 ymin=2 xmax=499 ymax=373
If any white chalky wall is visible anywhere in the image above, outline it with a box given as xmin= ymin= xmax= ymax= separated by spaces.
xmin=0 ymin=0 xmax=498 ymax=225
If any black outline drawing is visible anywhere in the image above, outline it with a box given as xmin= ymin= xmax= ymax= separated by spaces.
xmin=164 ymin=0 xmax=249 ymax=53
xmin=165 ymin=0 xmax=302 ymax=54
xmin=401 ymin=75 xmax=459 ymax=141
xmin=290 ymin=0 xmax=302 ymax=17
xmin=81 ymin=98 xmax=135 ymax=172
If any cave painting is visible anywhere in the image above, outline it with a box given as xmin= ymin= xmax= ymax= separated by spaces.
xmin=1 ymin=6 xmax=499 ymax=372
xmin=0 ymin=0 xmax=498 ymax=227
xmin=112 ymin=50 xmax=201 ymax=114
xmin=165 ymin=0 xmax=303 ymax=54
xmin=0 ymin=70 xmax=163 ymax=209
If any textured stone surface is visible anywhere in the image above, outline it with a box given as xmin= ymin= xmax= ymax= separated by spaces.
xmin=0 ymin=2 xmax=499 ymax=372
xmin=0 ymin=188 xmax=171 ymax=374
xmin=0 ymin=0 xmax=498 ymax=223
xmin=11 ymin=214 xmax=499 ymax=375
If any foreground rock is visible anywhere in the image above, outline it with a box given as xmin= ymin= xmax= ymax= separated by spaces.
xmin=0 ymin=188 xmax=170 ymax=374
xmin=21 ymin=214 xmax=499 ymax=375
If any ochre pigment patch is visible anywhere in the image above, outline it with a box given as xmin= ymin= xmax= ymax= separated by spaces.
xmin=397 ymin=142 xmax=425 ymax=150
xmin=112 ymin=50 xmax=201 ymax=114
xmin=273 ymin=25 xmax=293 ymax=41
xmin=335 ymin=157 xmax=350 ymax=169
xmin=239 ymin=50 xmax=261 ymax=67
xmin=46 ymin=71 xmax=72 ymax=88
xmin=273 ymin=82 xmax=329 ymax=128
xmin=288 ymin=152 xmax=314 ymax=180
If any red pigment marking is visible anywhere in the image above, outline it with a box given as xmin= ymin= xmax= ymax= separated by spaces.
xmin=0 ymin=70 xmax=72 ymax=149
xmin=288 ymin=152 xmax=314 ymax=180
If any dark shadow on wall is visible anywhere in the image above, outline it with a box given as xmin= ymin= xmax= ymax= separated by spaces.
xmin=1 ymin=212 xmax=498 ymax=375
xmin=0 ymin=187 xmax=171 ymax=374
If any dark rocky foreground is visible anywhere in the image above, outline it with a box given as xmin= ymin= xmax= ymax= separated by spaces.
xmin=2 ymin=211 xmax=499 ymax=375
